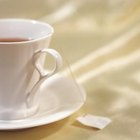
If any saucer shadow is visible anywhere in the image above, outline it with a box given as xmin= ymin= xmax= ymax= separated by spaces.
xmin=0 ymin=117 xmax=69 ymax=140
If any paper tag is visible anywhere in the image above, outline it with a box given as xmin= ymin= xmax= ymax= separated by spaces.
xmin=76 ymin=114 xmax=112 ymax=129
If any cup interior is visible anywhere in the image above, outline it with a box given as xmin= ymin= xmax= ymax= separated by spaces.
xmin=0 ymin=19 xmax=53 ymax=42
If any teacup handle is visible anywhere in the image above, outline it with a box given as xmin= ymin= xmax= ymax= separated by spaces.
xmin=27 ymin=48 xmax=63 ymax=103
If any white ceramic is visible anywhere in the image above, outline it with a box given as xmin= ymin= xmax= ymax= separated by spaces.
xmin=0 ymin=19 xmax=62 ymax=120
xmin=0 ymin=75 xmax=86 ymax=130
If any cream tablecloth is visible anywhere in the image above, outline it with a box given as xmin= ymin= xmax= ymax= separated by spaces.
xmin=0 ymin=0 xmax=140 ymax=139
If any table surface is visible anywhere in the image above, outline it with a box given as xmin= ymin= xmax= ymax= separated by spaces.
xmin=0 ymin=0 xmax=140 ymax=140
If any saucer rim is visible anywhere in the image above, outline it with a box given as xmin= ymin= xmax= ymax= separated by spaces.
xmin=0 ymin=76 xmax=86 ymax=130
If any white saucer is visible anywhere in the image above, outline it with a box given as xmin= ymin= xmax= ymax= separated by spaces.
xmin=0 ymin=75 xmax=86 ymax=130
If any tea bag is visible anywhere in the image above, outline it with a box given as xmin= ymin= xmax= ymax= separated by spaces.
xmin=77 ymin=114 xmax=112 ymax=129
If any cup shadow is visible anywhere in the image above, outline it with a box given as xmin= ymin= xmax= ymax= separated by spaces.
xmin=0 ymin=117 xmax=69 ymax=140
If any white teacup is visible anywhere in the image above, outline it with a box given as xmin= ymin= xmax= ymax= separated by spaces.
xmin=0 ymin=19 xmax=63 ymax=120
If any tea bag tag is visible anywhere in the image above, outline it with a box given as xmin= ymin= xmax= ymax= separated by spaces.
xmin=77 ymin=114 xmax=112 ymax=129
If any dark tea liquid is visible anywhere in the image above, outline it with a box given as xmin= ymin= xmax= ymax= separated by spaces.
xmin=0 ymin=38 xmax=30 ymax=42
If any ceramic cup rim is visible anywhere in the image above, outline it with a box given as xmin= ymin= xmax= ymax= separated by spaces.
xmin=0 ymin=18 xmax=54 ymax=45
